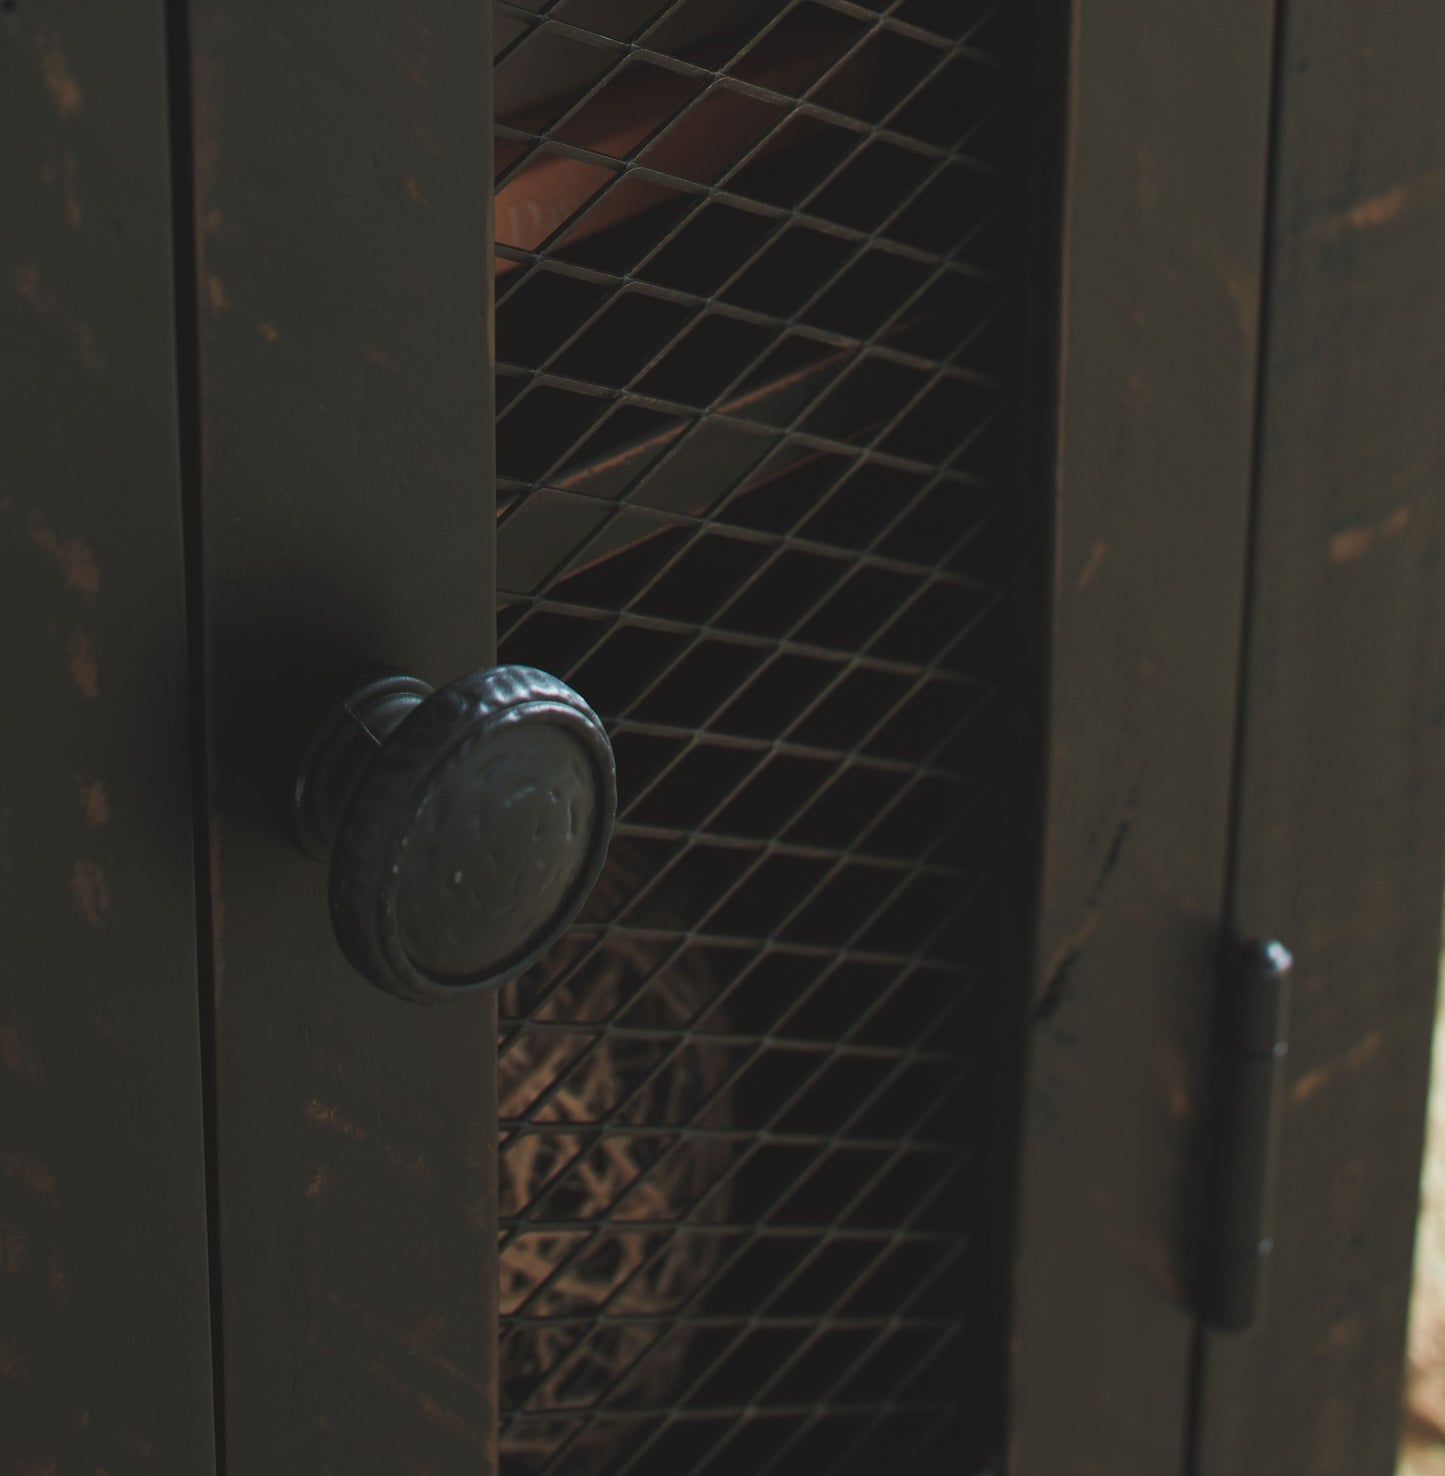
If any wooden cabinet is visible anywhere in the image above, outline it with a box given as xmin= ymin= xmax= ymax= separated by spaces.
xmin=3 ymin=4 xmax=1443 ymax=1473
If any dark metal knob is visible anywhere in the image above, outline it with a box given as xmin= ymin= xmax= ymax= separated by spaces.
xmin=294 ymin=665 xmax=615 ymax=1002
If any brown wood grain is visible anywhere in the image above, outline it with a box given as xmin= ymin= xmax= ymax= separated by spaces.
xmin=0 ymin=5 xmax=217 ymax=1471
xmin=1192 ymin=4 xmax=1445 ymax=1472
xmin=183 ymin=4 xmax=499 ymax=1471
xmin=1009 ymin=4 xmax=1277 ymax=1471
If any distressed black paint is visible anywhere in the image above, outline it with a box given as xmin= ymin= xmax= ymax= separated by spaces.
xmin=182 ymin=3 xmax=499 ymax=1471
xmin=1009 ymin=4 xmax=1277 ymax=1472
xmin=0 ymin=5 xmax=216 ymax=1471
xmin=1194 ymin=2 xmax=1445 ymax=1470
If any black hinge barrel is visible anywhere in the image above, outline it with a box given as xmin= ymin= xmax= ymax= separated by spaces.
xmin=1199 ymin=938 xmax=1293 ymax=1332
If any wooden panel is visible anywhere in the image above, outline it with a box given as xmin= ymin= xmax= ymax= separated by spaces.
xmin=1008 ymin=5 xmax=1277 ymax=1472
xmin=184 ymin=5 xmax=499 ymax=1472
xmin=0 ymin=6 xmax=217 ymax=1472
xmin=1193 ymin=5 xmax=1445 ymax=1472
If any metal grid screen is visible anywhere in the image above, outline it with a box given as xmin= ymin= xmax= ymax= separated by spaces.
xmin=492 ymin=2 xmax=1024 ymax=1470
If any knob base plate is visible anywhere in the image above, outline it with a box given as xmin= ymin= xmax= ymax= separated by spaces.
xmin=294 ymin=674 xmax=432 ymax=861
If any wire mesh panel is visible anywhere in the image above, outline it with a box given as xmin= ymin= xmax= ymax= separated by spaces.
xmin=492 ymin=2 xmax=1027 ymax=1470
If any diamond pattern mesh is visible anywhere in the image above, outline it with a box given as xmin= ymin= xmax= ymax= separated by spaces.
xmin=492 ymin=2 xmax=1023 ymax=1470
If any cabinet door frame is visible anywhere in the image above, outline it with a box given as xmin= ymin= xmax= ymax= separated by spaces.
xmin=176 ymin=4 xmax=501 ymax=1472
xmin=1007 ymin=3 xmax=1279 ymax=1471
xmin=12 ymin=5 xmax=1442 ymax=1473
xmin=1194 ymin=2 xmax=1445 ymax=1471
xmin=1010 ymin=4 xmax=1445 ymax=1473
xmin=0 ymin=6 xmax=217 ymax=1472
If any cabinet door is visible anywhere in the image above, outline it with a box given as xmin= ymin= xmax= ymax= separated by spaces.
xmin=1010 ymin=5 xmax=1277 ymax=1471
xmin=14 ymin=5 xmax=1440 ymax=1474
xmin=0 ymin=7 xmax=217 ymax=1472
xmin=176 ymin=6 xmax=500 ymax=1473
xmin=1018 ymin=5 xmax=1445 ymax=1474
xmin=1194 ymin=3 xmax=1445 ymax=1472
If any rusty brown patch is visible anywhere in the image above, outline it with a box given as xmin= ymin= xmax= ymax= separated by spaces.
xmin=10 ymin=1452 xmax=59 ymax=1476
xmin=36 ymin=33 xmax=83 ymax=118
xmin=1329 ymin=505 xmax=1412 ymax=563
xmin=0 ymin=1222 xmax=30 ymax=1276
xmin=257 ymin=319 xmax=280 ymax=344
xmin=45 ymin=1250 xmax=73 ymax=1308
xmin=1220 ymin=262 xmax=1256 ymax=347
xmin=206 ymin=273 xmax=229 ymax=312
xmin=66 ymin=627 xmax=98 ymax=700
xmin=13 ymin=262 xmax=102 ymax=371
xmin=40 ymin=143 xmax=84 ymax=228
xmin=0 ymin=1023 xmax=43 ymax=1089
xmin=1292 ymin=1028 xmax=1383 ymax=1104
xmin=1086 ymin=1181 xmax=1180 ymax=1297
xmin=1122 ymin=370 xmax=1152 ymax=419
xmin=118 ymin=1428 xmax=155 ymax=1460
xmin=0 ymin=1150 xmax=57 ymax=1198
xmin=361 ymin=1358 xmax=482 ymax=1444
xmin=28 ymin=511 xmax=98 ymax=599
xmin=0 ymin=1337 xmax=31 ymax=1385
xmin=76 ymin=775 xmax=109 ymax=828
xmin=71 ymin=859 xmax=108 ymax=924
xmin=1309 ymin=174 xmax=1445 ymax=244
xmin=304 ymin=1098 xmax=367 ymax=1142
xmin=1348 ymin=184 xmax=1407 ymax=232
xmin=383 ymin=1144 xmax=433 ymax=1190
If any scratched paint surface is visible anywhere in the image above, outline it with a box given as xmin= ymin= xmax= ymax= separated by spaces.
xmin=1190 ymin=2 xmax=1445 ymax=1469
xmin=1008 ymin=6 xmax=1277 ymax=1472
xmin=183 ymin=3 xmax=499 ymax=1471
xmin=1 ymin=5 xmax=216 ymax=1471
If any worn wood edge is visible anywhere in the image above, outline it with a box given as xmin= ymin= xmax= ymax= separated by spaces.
xmin=1192 ymin=2 xmax=1445 ymax=1471
xmin=1008 ymin=3 xmax=1278 ymax=1471
xmin=0 ymin=4 xmax=218 ymax=1470
xmin=186 ymin=3 xmax=499 ymax=1470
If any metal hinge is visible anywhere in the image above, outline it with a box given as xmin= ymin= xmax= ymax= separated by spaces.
xmin=1198 ymin=938 xmax=1294 ymax=1332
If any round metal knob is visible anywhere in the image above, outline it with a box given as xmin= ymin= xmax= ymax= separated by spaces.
xmin=294 ymin=665 xmax=615 ymax=1002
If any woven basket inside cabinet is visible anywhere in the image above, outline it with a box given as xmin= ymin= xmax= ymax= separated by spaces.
xmin=498 ymin=846 xmax=732 ymax=1467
